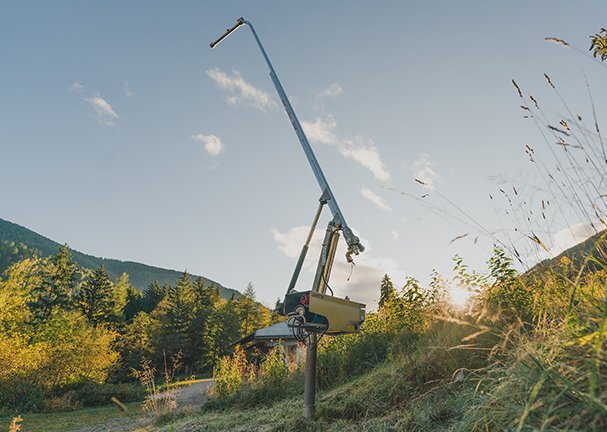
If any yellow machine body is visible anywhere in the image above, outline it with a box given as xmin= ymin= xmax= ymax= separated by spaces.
xmin=309 ymin=292 xmax=365 ymax=334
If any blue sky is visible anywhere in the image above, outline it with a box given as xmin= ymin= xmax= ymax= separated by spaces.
xmin=2 ymin=1 xmax=606 ymax=307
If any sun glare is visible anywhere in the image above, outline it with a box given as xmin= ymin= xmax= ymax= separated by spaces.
xmin=449 ymin=285 xmax=470 ymax=308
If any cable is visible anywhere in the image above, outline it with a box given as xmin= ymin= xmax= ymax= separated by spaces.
xmin=321 ymin=272 xmax=334 ymax=296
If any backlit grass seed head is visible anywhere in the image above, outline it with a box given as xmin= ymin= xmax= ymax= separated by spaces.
xmin=529 ymin=95 xmax=540 ymax=109
xmin=548 ymin=125 xmax=570 ymax=136
xmin=545 ymin=37 xmax=570 ymax=47
xmin=512 ymin=80 xmax=523 ymax=98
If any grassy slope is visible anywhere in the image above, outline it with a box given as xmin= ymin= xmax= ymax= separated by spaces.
xmin=140 ymin=361 xmax=470 ymax=432
xmin=0 ymin=217 xmax=240 ymax=299
xmin=140 ymin=235 xmax=607 ymax=432
xmin=0 ymin=402 xmax=147 ymax=432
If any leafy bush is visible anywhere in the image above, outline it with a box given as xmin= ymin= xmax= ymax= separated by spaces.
xmin=317 ymin=276 xmax=441 ymax=389
xmin=257 ymin=346 xmax=289 ymax=389
xmin=211 ymin=347 xmax=249 ymax=399
xmin=208 ymin=346 xmax=302 ymax=410
xmin=52 ymin=380 xmax=144 ymax=408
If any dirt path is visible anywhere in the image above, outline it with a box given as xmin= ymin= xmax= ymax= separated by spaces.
xmin=71 ymin=380 xmax=214 ymax=432
xmin=175 ymin=379 xmax=214 ymax=410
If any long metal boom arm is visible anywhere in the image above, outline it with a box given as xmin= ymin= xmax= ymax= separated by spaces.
xmin=210 ymin=18 xmax=365 ymax=260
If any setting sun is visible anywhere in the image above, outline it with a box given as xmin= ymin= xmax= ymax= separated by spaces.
xmin=449 ymin=285 xmax=471 ymax=308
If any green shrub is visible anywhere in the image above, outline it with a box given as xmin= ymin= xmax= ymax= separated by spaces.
xmin=0 ymin=379 xmax=46 ymax=414
xmin=208 ymin=346 xmax=302 ymax=410
xmin=52 ymin=380 xmax=145 ymax=408
xmin=211 ymin=347 xmax=249 ymax=399
xmin=257 ymin=346 xmax=288 ymax=388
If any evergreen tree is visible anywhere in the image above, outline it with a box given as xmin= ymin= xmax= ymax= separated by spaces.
xmin=190 ymin=278 xmax=221 ymax=365
xmin=29 ymin=245 xmax=78 ymax=320
xmin=154 ymin=272 xmax=197 ymax=364
xmin=141 ymin=281 xmax=165 ymax=313
xmin=78 ymin=265 xmax=116 ymax=326
xmin=274 ymin=297 xmax=283 ymax=313
xmin=378 ymin=273 xmax=395 ymax=310
xmin=114 ymin=311 xmax=157 ymax=380
xmin=203 ymin=298 xmax=241 ymax=367
xmin=235 ymin=282 xmax=270 ymax=337
xmin=112 ymin=273 xmax=136 ymax=325
xmin=193 ymin=278 xmax=220 ymax=312
xmin=123 ymin=284 xmax=144 ymax=322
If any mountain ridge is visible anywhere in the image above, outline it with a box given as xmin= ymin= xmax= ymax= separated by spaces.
xmin=0 ymin=217 xmax=239 ymax=299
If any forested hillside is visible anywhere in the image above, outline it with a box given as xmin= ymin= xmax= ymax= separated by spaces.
xmin=157 ymin=238 xmax=607 ymax=432
xmin=0 ymin=217 xmax=239 ymax=299
xmin=0 ymin=245 xmax=276 ymax=414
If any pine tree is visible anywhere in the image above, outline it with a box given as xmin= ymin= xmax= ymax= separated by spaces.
xmin=123 ymin=284 xmax=144 ymax=322
xmin=141 ymin=281 xmax=165 ymax=313
xmin=379 ymin=273 xmax=395 ymax=310
xmin=154 ymin=272 xmax=197 ymax=364
xmin=29 ymin=245 xmax=78 ymax=320
xmin=235 ymin=282 xmax=270 ymax=337
xmin=190 ymin=278 xmax=221 ymax=365
xmin=203 ymin=298 xmax=241 ymax=367
xmin=78 ymin=265 xmax=116 ymax=326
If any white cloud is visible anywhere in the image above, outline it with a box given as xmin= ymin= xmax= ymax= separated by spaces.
xmin=271 ymin=225 xmax=404 ymax=309
xmin=320 ymin=83 xmax=343 ymax=98
xmin=272 ymin=226 xmax=312 ymax=258
xmin=206 ymin=68 xmax=276 ymax=112
xmin=360 ymin=187 xmax=392 ymax=212
xmin=412 ymin=153 xmax=437 ymax=189
xmin=301 ymin=115 xmax=391 ymax=183
xmin=69 ymin=82 xmax=84 ymax=93
xmin=301 ymin=115 xmax=337 ymax=145
xmin=551 ymin=223 xmax=595 ymax=255
xmin=192 ymin=134 xmax=224 ymax=156
xmin=392 ymin=230 xmax=400 ymax=240
xmin=85 ymin=95 xmax=118 ymax=126
xmin=340 ymin=139 xmax=391 ymax=183
xmin=529 ymin=222 xmax=595 ymax=262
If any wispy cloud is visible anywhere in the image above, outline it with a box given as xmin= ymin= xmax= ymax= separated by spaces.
xmin=123 ymin=81 xmax=134 ymax=97
xmin=392 ymin=230 xmax=400 ymax=240
xmin=531 ymin=222 xmax=595 ymax=262
xmin=550 ymin=223 xmax=594 ymax=255
xmin=320 ymin=82 xmax=343 ymax=98
xmin=206 ymin=68 xmax=276 ymax=112
xmin=341 ymin=140 xmax=391 ymax=183
xmin=272 ymin=225 xmax=403 ymax=309
xmin=301 ymin=115 xmax=337 ymax=145
xmin=301 ymin=115 xmax=391 ymax=183
xmin=69 ymin=82 xmax=84 ymax=93
xmin=360 ymin=187 xmax=392 ymax=212
xmin=192 ymin=133 xmax=224 ymax=156
xmin=85 ymin=95 xmax=118 ymax=126
xmin=412 ymin=153 xmax=437 ymax=189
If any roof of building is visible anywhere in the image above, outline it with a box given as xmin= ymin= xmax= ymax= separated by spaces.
xmin=235 ymin=320 xmax=297 ymax=346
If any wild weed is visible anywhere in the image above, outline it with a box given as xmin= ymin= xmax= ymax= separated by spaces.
xmin=134 ymin=351 xmax=181 ymax=420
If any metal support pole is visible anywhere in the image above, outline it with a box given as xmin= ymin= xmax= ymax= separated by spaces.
xmin=286 ymin=197 xmax=327 ymax=295
xmin=303 ymin=332 xmax=317 ymax=421
xmin=312 ymin=219 xmax=339 ymax=295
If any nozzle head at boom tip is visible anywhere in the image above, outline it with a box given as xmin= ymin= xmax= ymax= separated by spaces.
xmin=209 ymin=17 xmax=246 ymax=49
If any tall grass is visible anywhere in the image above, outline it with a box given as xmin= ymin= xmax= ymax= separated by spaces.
xmin=195 ymin=240 xmax=607 ymax=431
xmin=157 ymin=33 xmax=607 ymax=432
xmin=134 ymin=352 xmax=181 ymax=420
xmin=208 ymin=346 xmax=298 ymax=410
